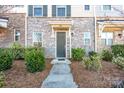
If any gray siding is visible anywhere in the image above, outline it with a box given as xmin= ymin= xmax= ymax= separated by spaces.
xmin=95 ymin=5 xmax=124 ymax=17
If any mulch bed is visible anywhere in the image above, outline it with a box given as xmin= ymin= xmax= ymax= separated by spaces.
xmin=71 ymin=61 xmax=124 ymax=88
xmin=3 ymin=59 xmax=52 ymax=88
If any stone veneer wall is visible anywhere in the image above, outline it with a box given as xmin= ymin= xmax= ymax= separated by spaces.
xmin=97 ymin=31 xmax=124 ymax=52
xmin=0 ymin=13 xmax=25 ymax=47
xmin=27 ymin=17 xmax=95 ymax=58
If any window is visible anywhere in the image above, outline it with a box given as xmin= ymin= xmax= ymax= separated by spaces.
xmin=33 ymin=32 xmax=42 ymax=47
xmin=14 ymin=30 xmax=20 ymax=42
xmin=103 ymin=5 xmax=111 ymax=11
xmin=84 ymin=5 xmax=90 ymax=11
xmin=101 ymin=32 xmax=113 ymax=46
xmin=33 ymin=5 xmax=43 ymax=16
xmin=56 ymin=6 xmax=66 ymax=16
xmin=84 ymin=32 xmax=91 ymax=45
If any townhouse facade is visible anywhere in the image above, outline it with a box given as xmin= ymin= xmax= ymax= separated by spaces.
xmin=27 ymin=5 xmax=95 ymax=58
xmin=0 ymin=5 xmax=124 ymax=58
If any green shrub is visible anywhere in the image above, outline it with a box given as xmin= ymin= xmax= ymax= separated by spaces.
xmin=111 ymin=44 xmax=124 ymax=57
xmin=25 ymin=48 xmax=45 ymax=73
xmin=11 ymin=42 xmax=25 ymax=59
xmin=0 ymin=72 xmax=5 ymax=88
xmin=112 ymin=56 xmax=124 ymax=70
xmin=102 ymin=49 xmax=113 ymax=61
xmin=72 ymin=48 xmax=85 ymax=61
xmin=83 ymin=55 xmax=102 ymax=71
xmin=0 ymin=48 xmax=13 ymax=71
xmin=89 ymin=51 xmax=98 ymax=57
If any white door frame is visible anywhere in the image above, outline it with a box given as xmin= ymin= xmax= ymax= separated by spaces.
xmin=55 ymin=31 xmax=67 ymax=58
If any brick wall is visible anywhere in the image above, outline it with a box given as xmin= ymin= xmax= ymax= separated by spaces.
xmin=27 ymin=17 xmax=95 ymax=58
xmin=0 ymin=13 xmax=25 ymax=47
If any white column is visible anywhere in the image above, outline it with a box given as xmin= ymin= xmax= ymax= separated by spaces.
xmin=123 ymin=30 xmax=124 ymax=36
xmin=13 ymin=28 xmax=15 ymax=42
xmin=69 ymin=26 xmax=72 ymax=58
xmin=51 ymin=26 xmax=54 ymax=38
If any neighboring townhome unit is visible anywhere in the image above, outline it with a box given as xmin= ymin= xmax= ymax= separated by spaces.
xmin=0 ymin=5 xmax=25 ymax=48
xmin=95 ymin=5 xmax=124 ymax=51
xmin=27 ymin=5 xmax=95 ymax=58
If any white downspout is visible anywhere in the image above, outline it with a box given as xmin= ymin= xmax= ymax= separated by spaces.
xmin=93 ymin=5 xmax=97 ymax=52
xmin=25 ymin=5 xmax=27 ymax=47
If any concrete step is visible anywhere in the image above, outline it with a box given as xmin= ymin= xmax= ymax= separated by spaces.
xmin=51 ymin=59 xmax=71 ymax=64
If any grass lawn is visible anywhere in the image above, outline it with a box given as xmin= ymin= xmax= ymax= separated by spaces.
xmin=3 ymin=59 xmax=52 ymax=88
xmin=71 ymin=61 xmax=124 ymax=88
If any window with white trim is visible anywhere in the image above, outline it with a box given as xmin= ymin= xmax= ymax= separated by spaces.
xmin=56 ymin=5 xmax=66 ymax=16
xmin=33 ymin=32 xmax=42 ymax=47
xmin=33 ymin=5 xmax=43 ymax=16
xmin=101 ymin=32 xmax=113 ymax=46
xmin=14 ymin=30 xmax=20 ymax=42
xmin=103 ymin=5 xmax=111 ymax=11
xmin=83 ymin=32 xmax=91 ymax=46
xmin=84 ymin=5 xmax=90 ymax=11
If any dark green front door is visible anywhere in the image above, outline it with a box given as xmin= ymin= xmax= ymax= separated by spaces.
xmin=57 ymin=32 xmax=66 ymax=57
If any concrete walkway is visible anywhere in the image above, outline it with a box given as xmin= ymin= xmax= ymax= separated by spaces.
xmin=41 ymin=59 xmax=78 ymax=88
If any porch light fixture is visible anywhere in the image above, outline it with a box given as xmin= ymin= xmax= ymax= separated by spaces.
xmin=71 ymin=32 xmax=74 ymax=37
xmin=118 ymin=33 xmax=122 ymax=38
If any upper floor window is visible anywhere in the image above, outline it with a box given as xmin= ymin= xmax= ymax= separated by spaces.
xmin=33 ymin=5 xmax=43 ymax=16
xmin=83 ymin=32 xmax=91 ymax=46
xmin=56 ymin=5 xmax=66 ymax=16
xmin=33 ymin=32 xmax=42 ymax=47
xmin=103 ymin=5 xmax=111 ymax=11
xmin=14 ymin=30 xmax=20 ymax=42
xmin=101 ymin=32 xmax=113 ymax=46
xmin=84 ymin=5 xmax=90 ymax=11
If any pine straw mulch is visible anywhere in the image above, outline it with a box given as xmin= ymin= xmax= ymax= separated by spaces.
xmin=3 ymin=59 xmax=52 ymax=88
xmin=70 ymin=61 xmax=124 ymax=88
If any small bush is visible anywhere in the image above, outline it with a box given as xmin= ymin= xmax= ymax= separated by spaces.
xmin=0 ymin=72 xmax=5 ymax=88
xmin=111 ymin=44 xmax=124 ymax=57
xmin=89 ymin=51 xmax=98 ymax=57
xmin=72 ymin=48 xmax=85 ymax=61
xmin=83 ymin=55 xmax=102 ymax=71
xmin=25 ymin=47 xmax=45 ymax=73
xmin=102 ymin=49 xmax=113 ymax=61
xmin=112 ymin=56 xmax=124 ymax=70
xmin=0 ymin=48 xmax=13 ymax=71
xmin=10 ymin=42 xmax=25 ymax=59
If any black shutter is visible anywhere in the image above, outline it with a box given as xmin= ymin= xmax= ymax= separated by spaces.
xmin=43 ymin=5 xmax=48 ymax=17
xmin=28 ymin=5 xmax=33 ymax=16
xmin=52 ymin=5 xmax=56 ymax=17
xmin=67 ymin=5 xmax=71 ymax=17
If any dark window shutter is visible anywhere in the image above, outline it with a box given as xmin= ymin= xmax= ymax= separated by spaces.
xmin=67 ymin=5 xmax=71 ymax=17
xmin=52 ymin=5 xmax=56 ymax=17
xmin=43 ymin=5 xmax=48 ymax=17
xmin=28 ymin=5 xmax=33 ymax=16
